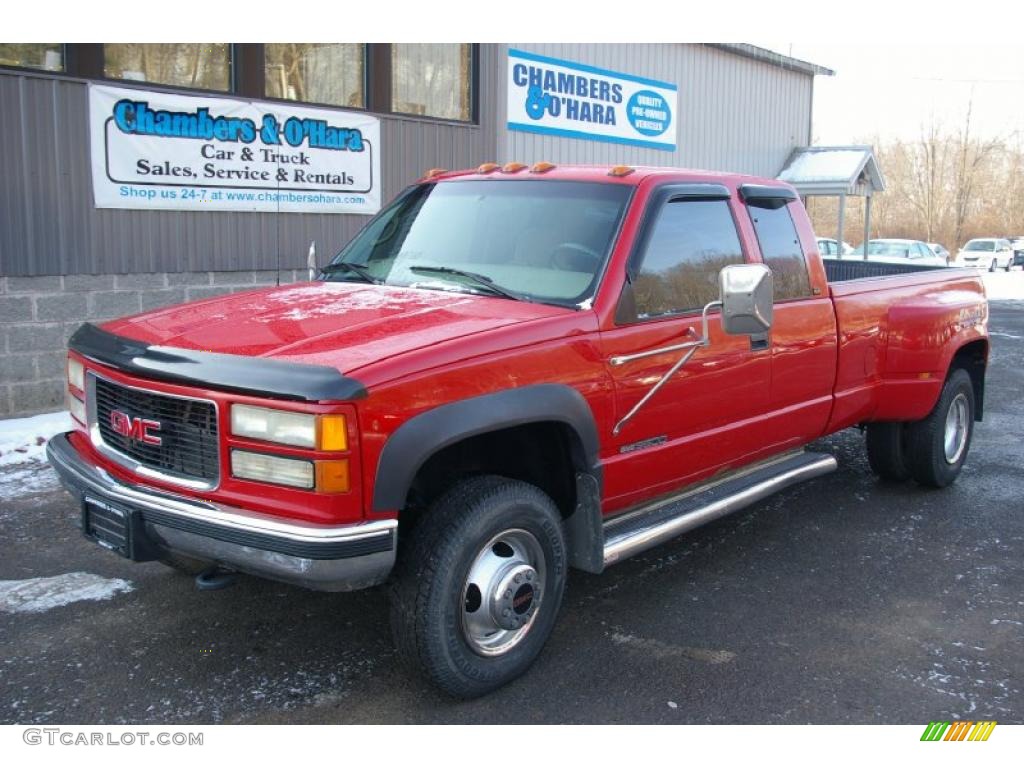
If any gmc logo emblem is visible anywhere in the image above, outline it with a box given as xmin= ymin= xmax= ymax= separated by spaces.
xmin=109 ymin=410 xmax=162 ymax=446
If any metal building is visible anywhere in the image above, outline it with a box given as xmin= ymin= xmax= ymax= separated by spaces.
xmin=0 ymin=43 xmax=830 ymax=416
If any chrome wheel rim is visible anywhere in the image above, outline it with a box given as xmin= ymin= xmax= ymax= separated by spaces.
xmin=461 ymin=529 xmax=545 ymax=657
xmin=943 ymin=393 xmax=969 ymax=464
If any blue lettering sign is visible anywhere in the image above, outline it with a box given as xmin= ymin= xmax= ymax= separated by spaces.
xmin=626 ymin=91 xmax=671 ymax=137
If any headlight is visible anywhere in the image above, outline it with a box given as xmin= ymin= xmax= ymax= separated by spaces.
xmin=230 ymin=405 xmax=347 ymax=450
xmin=67 ymin=392 xmax=87 ymax=424
xmin=231 ymin=405 xmax=316 ymax=448
xmin=68 ymin=357 xmax=85 ymax=393
xmin=231 ymin=450 xmax=314 ymax=489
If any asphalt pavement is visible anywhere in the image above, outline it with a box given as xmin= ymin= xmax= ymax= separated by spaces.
xmin=2 ymin=303 xmax=1022 ymax=725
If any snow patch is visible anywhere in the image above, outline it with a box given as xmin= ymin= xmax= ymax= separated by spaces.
xmin=0 ymin=572 xmax=133 ymax=614
xmin=0 ymin=410 xmax=71 ymax=467
xmin=982 ymin=271 xmax=1024 ymax=301
xmin=0 ymin=462 xmax=61 ymax=503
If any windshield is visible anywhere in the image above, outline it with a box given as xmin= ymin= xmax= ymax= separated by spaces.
xmin=965 ymin=240 xmax=995 ymax=252
xmin=322 ymin=180 xmax=632 ymax=307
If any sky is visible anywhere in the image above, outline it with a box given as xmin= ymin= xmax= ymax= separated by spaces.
xmin=759 ymin=43 xmax=1024 ymax=146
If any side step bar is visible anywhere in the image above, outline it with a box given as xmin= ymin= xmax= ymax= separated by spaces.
xmin=602 ymin=451 xmax=837 ymax=567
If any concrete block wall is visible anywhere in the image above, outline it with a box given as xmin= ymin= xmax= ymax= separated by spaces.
xmin=0 ymin=270 xmax=307 ymax=418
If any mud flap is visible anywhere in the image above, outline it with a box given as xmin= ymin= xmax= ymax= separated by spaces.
xmin=565 ymin=472 xmax=604 ymax=574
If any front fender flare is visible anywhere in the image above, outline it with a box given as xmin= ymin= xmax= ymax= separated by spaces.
xmin=371 ymin=383 xmax=601 ymax=513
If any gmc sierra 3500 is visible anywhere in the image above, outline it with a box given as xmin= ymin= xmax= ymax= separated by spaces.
xmin=48 ymin=163 xmax=989 ymax=698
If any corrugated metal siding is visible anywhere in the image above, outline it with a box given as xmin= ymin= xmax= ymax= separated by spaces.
xmin=0 ymin=45 xmax=502 ymax=277
xmin=500 ymin=43 xmax=812 ymax=177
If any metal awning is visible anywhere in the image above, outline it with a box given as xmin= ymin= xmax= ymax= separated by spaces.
xmin=777 ymin=146 xmax=886 ymax=258
xmin=777 ymin=145 xmax=885 ymax=197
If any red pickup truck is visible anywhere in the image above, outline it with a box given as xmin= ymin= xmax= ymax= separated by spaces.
xmin=48 ymin=163 xmax=989 ymax=697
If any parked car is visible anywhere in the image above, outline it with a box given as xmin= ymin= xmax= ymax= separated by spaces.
xmin=928 ymin=243 xmax=951 ymax=263
xmin=816 ymin=237 xmax=854 ymax=257
xmin=848 ymin=238 xmax=948 ymax=267
xmin=1008 ymin=236 xmax=1024 ymax=269
xmin=48 ymin=164 xmax=990 ymax=698
xmin=955 ymin=238 xmax=1015 ymax=271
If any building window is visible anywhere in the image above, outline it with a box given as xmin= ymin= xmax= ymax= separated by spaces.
xmin=103 ymin=44 xmax=231 ymax=91
xmin=391 ymin=43 xmax=472 ymax=121
xmin=630 ymin=200 xmax=745 ymax=320
xmin=0 ymin=44 xmax=63 ymax=72
xmin=264 ymin=44 xmax=364 ymax=108
xmin=747 ymin=203 xmax=813 ymax=301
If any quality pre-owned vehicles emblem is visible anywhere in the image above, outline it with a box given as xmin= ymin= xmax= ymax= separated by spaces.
xmin=109 ymin=409 xmax=162 ymax=446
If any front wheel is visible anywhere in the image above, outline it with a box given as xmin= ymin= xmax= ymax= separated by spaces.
xmin=988 ymin=258 xmax=997 ymax=272
xmin=389 ymin=476 xmax=567 ymax=698
xmin=906 ymin=368 xmax=975 ymax=488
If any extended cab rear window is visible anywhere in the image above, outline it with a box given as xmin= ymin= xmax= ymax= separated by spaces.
xmin=747 ymin=202 xmax=813 ymax=302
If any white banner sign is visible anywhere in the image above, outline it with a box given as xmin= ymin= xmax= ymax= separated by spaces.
xmin=89 ymin=84 xmax=381 ymax=214
xmin=507 ymin=49 xmax=678 ymax=152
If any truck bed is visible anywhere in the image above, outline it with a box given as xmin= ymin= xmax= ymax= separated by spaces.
xmin=823 ymin=257 xmax=948 ymax=283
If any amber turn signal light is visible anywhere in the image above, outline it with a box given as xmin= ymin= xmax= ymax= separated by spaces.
xmin=530 ymin=161 xmax=556 ymax=173
xmin=477 ymin=162 xmax=500 ymax=174
xmin=317 ymin=414 xmax=348 ymax=451
xmin=608 ymin=165 xmax=636 ymax=177
xmin=501 ymin=162 xmax=527 ymax=173
xmin=316 ymin=459 xmax=350 ymax=493
xmin=422 ymin=168 xmax=448 ymax=180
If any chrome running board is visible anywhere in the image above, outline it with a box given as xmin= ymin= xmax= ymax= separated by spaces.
xmin=602 ymin=451 xmax=837 ymax=567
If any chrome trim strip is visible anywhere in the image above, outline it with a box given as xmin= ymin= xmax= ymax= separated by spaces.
xmin=86 ymin=370 xmax=221 ymax=492
xmin=602 ymin=454 xmax=837 ymax=567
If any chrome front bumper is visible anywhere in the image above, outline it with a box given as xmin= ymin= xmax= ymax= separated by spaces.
xmin=46 ymin=432 xmax=397 ymax=592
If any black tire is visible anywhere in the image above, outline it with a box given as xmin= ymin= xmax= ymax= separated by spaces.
xmin=988 ymin=258 xmax=996 ymax=272
xmin=389 ymin=475 xmax=567 ymax=698
xmin=865 ymin=422 xmax=911 ymax=481
xmin=906 ymin=368 xmax=975 ymax=488
xmin=1006 ymin=260 xmax=1013 ymax=272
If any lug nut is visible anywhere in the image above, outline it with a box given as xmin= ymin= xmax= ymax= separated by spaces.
xmin=504 ymin=589 xmax=512 ymax=598
xmin=503 ymin=608 xmax=511 ymax=617
xmin=515 ymin=574 xmax=522 ymax=584
xmin=526 ymin=572 xmax=533 ymax=581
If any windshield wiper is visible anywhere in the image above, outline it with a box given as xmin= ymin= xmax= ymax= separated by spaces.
xmin=320 ymin=262 xmax=382 ymax=284
xmin=408 ymin=265 xmax=526 ymax=301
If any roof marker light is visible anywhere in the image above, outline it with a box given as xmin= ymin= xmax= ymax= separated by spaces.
xmin=608 ymin=165 xmax=636 ymax=177
xmin=477 ymin=162 xmax=500 ymax=174
xmin=530 ymin=161 xmax=556 ymax=173
xmin=501 ymin=162 xmax=527 ymax=173
xmin=422 ymin=168 xmax=448 ymax=180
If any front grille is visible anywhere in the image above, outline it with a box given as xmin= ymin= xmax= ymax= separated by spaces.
xmin=93 ymin=376 xmax=219 ymax=483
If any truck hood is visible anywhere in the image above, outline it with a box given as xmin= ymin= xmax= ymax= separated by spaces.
xmin=101 ymin=282 xmax=571 ymax=373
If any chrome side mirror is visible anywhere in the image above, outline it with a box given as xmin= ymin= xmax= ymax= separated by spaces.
xmin=719 ymin=264 xmax=773 ymax=335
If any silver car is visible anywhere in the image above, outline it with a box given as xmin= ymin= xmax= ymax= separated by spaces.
xmin=849 ymin=239 xmax=948 ymax=267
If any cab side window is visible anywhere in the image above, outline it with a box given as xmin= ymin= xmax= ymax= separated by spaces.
xmin=747 ymin=202 xmax=813 ymax=301
xmin=628 ymin=200 xmax=745 ymax=320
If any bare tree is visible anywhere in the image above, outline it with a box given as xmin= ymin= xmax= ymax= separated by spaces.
xmin=953 ymin=99 xmax=1003 ymax=247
